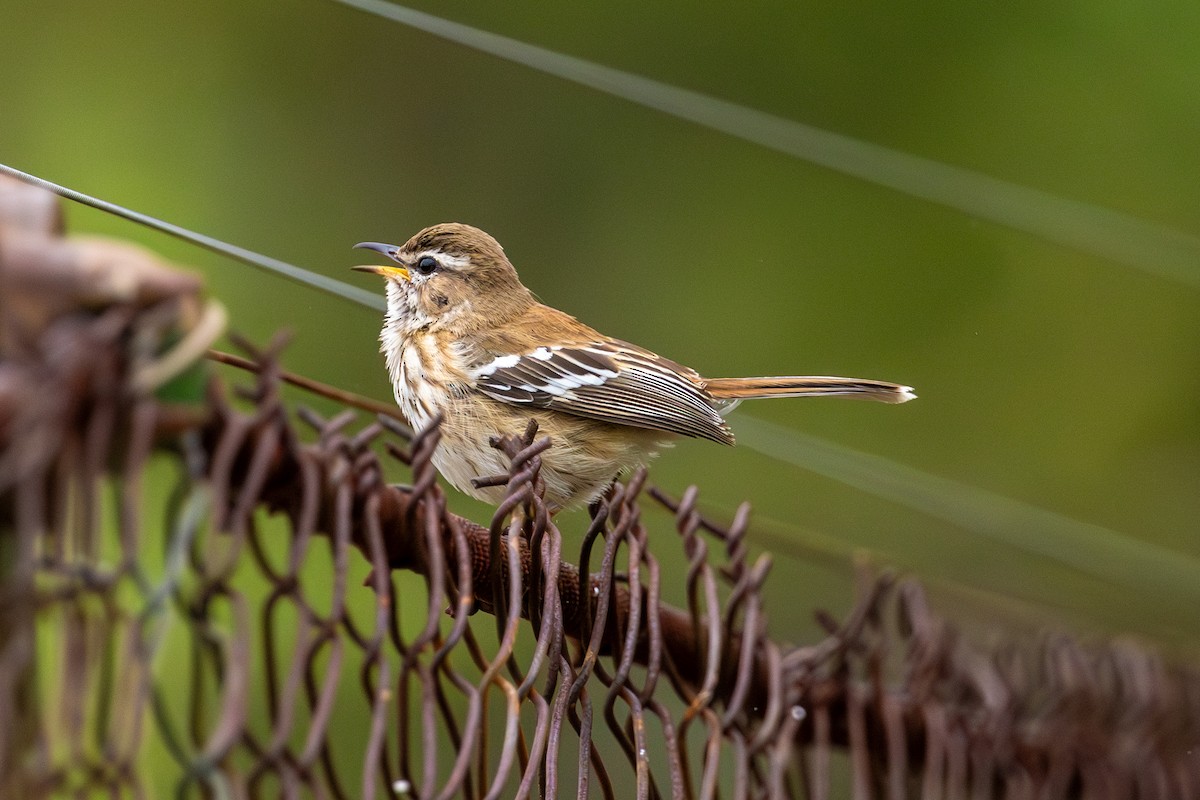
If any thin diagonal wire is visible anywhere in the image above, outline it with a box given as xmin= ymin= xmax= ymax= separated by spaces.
xmin=0 ymin=163 xmax=384 ymax=311
xmin=733 ymin=412 xmax=1200 ymax=606
xmin=334 ymin=0 xmax=1200 ymax=289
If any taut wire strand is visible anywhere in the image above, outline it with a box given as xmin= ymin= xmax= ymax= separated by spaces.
xmin=0 ymin=162 xmax=384 ymax=310
xmin=332 ymin=0 xmax=1200 ymax=289
xmin=733 ymin=412 xmax=1200 ymax=607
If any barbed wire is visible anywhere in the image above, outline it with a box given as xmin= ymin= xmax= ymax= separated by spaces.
xmin=3 ymin=175 xmax=1199 ymax=798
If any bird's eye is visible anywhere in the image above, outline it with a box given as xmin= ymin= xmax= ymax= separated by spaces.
xmin=415 ymin=256 xmax=438 ymax=275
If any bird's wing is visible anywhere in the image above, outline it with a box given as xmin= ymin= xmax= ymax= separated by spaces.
xmin=470 ymin=340 xmax=735 ymax=444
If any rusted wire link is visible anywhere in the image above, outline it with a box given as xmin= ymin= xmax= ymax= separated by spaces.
xmin=4 ymin=175 xmax=1200 ymax=799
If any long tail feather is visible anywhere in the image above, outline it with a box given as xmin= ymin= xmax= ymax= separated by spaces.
xmin=704 ymin=376 xmax=916 ymax=407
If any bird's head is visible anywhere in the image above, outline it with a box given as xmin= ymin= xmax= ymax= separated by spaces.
xmin=353 ymin=223 xmax=533 ymax=334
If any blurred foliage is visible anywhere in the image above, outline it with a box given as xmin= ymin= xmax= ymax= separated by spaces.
xmin=4 ymin=0 xmax=1198 ymax=652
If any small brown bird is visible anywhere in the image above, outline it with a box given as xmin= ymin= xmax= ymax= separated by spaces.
xmin=354 ymin=224 xmax=914 ymax=511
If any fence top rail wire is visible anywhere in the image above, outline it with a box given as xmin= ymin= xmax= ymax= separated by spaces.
xmin=2 ymin=174 xmax=1199 ymax=798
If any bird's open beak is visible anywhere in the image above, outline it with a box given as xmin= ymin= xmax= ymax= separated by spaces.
xmin=352 ymin=242 xmax=410 ymax=281
xmin=351 ymin=264 xmax=410 ymax=281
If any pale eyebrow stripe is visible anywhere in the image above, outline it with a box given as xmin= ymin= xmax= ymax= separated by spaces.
xmin=334 ymin=0 xmax=1200 ymax=289
xmin=415 ymin=249 xmax=470 ymax=269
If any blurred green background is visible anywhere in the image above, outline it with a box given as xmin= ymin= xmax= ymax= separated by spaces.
xmin=6 ymin=0 xmax=1199 ymax=656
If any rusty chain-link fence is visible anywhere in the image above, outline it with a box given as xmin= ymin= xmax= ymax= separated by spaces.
xmin=2 ymin=175 xmax=1199 ymax=798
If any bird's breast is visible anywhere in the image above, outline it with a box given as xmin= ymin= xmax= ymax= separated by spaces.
xmin=384 ymin=330 xmax=467 ymax=433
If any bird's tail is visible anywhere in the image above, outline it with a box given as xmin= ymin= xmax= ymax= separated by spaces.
xmin=704 ymin=376 xmax=916 ymax=412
